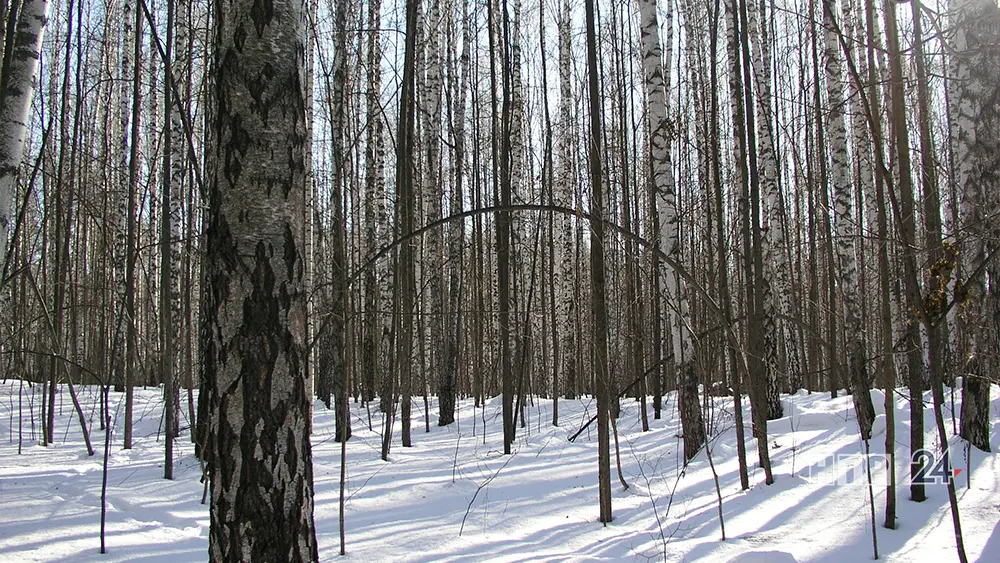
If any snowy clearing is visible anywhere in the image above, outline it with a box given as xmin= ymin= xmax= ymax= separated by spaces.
xmin=1 ymin=381 xmax=998 ymax=562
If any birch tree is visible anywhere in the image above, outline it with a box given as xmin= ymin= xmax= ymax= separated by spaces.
xmin=168 ymin=0 xmax=190 ymax=428
xmin=746 ymin=0 xmax=791 ymax=413
xmin=950 ymin=0 xmax=1000 ymax=453
xmin=442 ymin=0 xmax=471 ymax=427
xmin=204 ymin=0 xmax=319 ymax=556
xmin=333 ymin=0 xmax=351 ymax=442
xmin=121 ymin=0 xmax=141 ymax=450
xmin=161 ymin=0 xmax=177 ymax=477
xmin=421 ymin=0 xmax=448 ymax=426
xmin=726 ymin=0 xmax=773 ymax=483
xmin=822 ymin=0 xmax=874 ymax=439
xmin=862 ymin=0 xmax=897 ymax=526
xmin=385 ymin=0 xmax=420 ymax=459
xmin=643 ymin=0 xmax=705 ymax=461
xmin=554 ymin=0 xmax=577 ymax=401
xmin=877 ymin=0 xmax=927 ymax=502
xmin=0 ymin=0 xmax=49 ymax=301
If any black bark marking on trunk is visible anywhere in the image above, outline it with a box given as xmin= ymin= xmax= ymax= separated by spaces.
xmin=234 ymin=25 xmax=247 ymax=51
xmin=222 ymin=112 xmax=251 ymax=186
xmin=251 ymin=0 xmax=274 ymax=36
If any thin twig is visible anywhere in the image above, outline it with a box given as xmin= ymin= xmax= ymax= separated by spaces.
xmin=459 ymin=453 xmax=516 ymax=536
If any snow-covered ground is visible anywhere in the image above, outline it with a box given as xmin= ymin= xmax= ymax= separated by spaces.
xmin=1 ymin=380 xmax=997 ymax=562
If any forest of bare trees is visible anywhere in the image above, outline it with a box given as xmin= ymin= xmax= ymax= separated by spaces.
xmin=1 ymin=0 xmax=998 ymax=557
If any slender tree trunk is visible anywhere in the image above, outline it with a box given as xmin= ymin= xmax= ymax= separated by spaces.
xmin=743 ymin=0 xmax=783 ymax=421
xmin=47 ymin=0 xmax=78 ymax=448
xmin=168 ymin=0 xmax=189 ymax=439
xmin=708 ymin=0 xmax=749 ymax=490
xmin=880 ymin=0 xmax=926 ymax=503
xmin=123 ymin=0 xmax=141 ymax=450
xmin=638 ymin=0 xmax=667 ymax=423
xmin=421 ymin=0 xmax=447 ymax=427
xmin=492 ymin=0 xmax=515 ymax=455
xmin=555 ymin=0 xmax=576 ymax=402
xmin=862 ymin=0 xmax=896 ymax=527
xmin=538 ymin=0 xmax=558 ymax=426
xmin=442 ymin=0 xmax=471 ymax=427
xmin=326 ymin=0 xmax=351 ymax=442
xmin=823 ymin=0 xmax=875 ymax=439
xmin=361 ymin=0 xmax=382 ymax=407
xmin=584 ymin=0 xmax=612 ymax=523
xmin=392 ymin=0 xmax=419 ymax=454
xmin=368 ymin=0 xmax=393 ymax=416
xmin=726 ymin=0 xmax=772 ymax=483
xmin=161 ymin=0 xmax=176 ymax=479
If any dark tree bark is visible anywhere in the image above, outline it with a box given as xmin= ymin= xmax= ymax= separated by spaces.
xmin=707 ymin=0 xmax=748 ymax=490
xmin=161 ymin=0 xmax=176 ymax=479
xmin=328 ymin=0 xmax=351 ymax=442
xmin=862 ymin=0 xmax=896 ymax=526
xmin=123 ymin=0 xmax=141 ymax=451
xmin=491 ymin=0 xmax=516 ymax=455
xmin=121 ymin=1 xmax=143 ymax=455
xmin=726 ymin=0 xmax=772 ymax=484
xmin=204 ymin=0 xmax=319 ymax=558
xmin=584 ymin=0 xmax=612 ymax=524
xmin=386 ymin=0 xmax=419 ymax=458
xmin=880 ymin=0 xmax=926 ymax=503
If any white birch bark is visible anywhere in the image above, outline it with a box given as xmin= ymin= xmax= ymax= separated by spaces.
xmin=645 ymin=0 xmax=704 ymax=459
xmin=167 ymin=0 xmax=188 ymax=422
xmin=823 ymin=0 xmax=874 ymax=439
xmin=363 ymin=0 xmax=393 ymax=408
xmin=203 ymin=0 xmax=318 ymax=561
xmin=440 ymin=0 xmax=469 ymax=425
xmin=639 ymin=0 xmax=686 ymax=366
xmin=363 ymin=0 xmax=384 ymax=403
xmin=205 ymin=0 xmax=318 ymax=556
xmin=555 ymin=0 xmax=576 ymax=396
xmin=421 ymin=0 xmax=446 ymax=420
xmin=113 ymin=0 xmax=132 ymax=390
xmin=846 ymin=0 xmax=875 ymax=336
xmin=0 ymin=0 xmax=49 ymax=268
xmin=951 ymin=0 xmax=1000 ymax=452
xmin=744 ymin=0 xmax=781 ymax=415
xmin=510 ymin=0 xmax=531 ymax=398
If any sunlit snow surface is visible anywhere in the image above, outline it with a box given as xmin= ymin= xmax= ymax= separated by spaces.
xmin=1 ymin=381 xmax=998 ymax=562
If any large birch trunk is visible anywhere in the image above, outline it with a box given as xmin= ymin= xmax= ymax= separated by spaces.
xmin=951 ymin=0 xmax=1000 ymax=452
xmin=0 ymin=0 xmax=48 ymax=326
xmin=204 ymin=0 xmax=319 ymax=557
